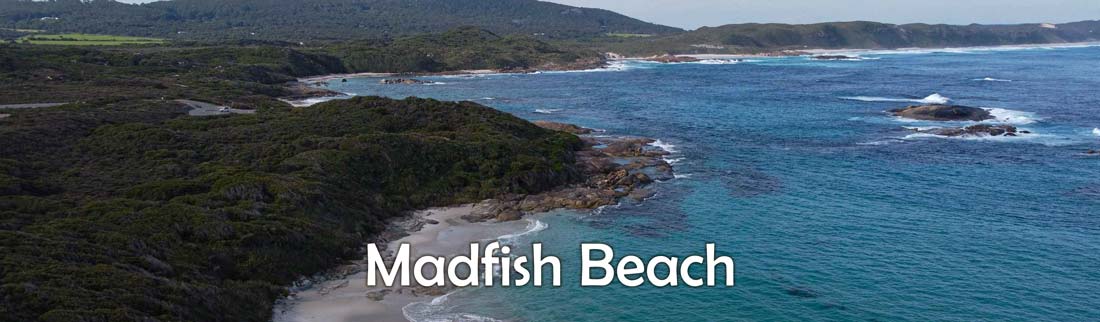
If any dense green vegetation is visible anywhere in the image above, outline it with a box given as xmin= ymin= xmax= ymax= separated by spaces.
xmin=586 ymin=20 xmax=1100 ymax=55
xmin=327 ymin=28 xmax=599 ymax=73
xmin=17 ymin=33 xmax=165 ymax=45
xmin=0 ymin=27 xmax=601 ymax=105
xmin=0 ymin=0 xmax=681 ymax=42
xmin=0 ymin=96 xmax=583 ymax=322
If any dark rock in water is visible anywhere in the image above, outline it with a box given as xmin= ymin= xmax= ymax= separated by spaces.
xmin=645 ymin=54 xmax=700 ymax=63
xmin=812 ymin=55 xmax=859 ymax=60
xmin=786 ymin=286 xmax=818 ymax=298
xmin=462 ymin=133 xmax=676 ymax=222
xmin=533 ymin=121 xmax=593 ymax=134
xmin=341 ymin=78 xmax=348 ymax=83
xmin=379 ymin=78 xmax=432 ymax=85
xmin=602 ymin=138 xmax=668 ymax=158
xmin=722 ymin=168 xmax=783 ymax=198
xmin=1086 ymin=150 xmax=1099 ymax=155
xmin=916 ymin=124 xmax=1018 ymax=137
xmin=628 ymin=188 xmax=657 ymax=201
xmin=891 ymin=104 xmax=993 ymax=121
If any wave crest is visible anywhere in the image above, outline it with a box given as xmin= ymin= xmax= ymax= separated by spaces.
xmin=841 ymin=93 xmax=950 ymax=104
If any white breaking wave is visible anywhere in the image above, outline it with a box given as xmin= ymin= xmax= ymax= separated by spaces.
xmin=974 ymin=77 xmax=1013 ymax=82
xmin=820 ymin=43 xmax=1100 ymax=56
xmin=1093 ymin=128 xmax=1100 ymax=137
xmin=901 ymin=131 xmax=1077 ymax=146
xmin=649 ymin=139 xmax=684 ymax=166
xmin=649 ymin=139 xmax=678 ymax=154
xmin=533 ymin=108 xmax=562 ymax=114
xmin=496 ymin=219 xmax=547 ymax=244
xmin=695 ymin=59 xmax=753 ymax=65
xmin=545 ymin=61 xmax=641 ymax=73
xmin=402 ymin=290 xmax=503 ymax=322
xmin=985 ymin=108 xmax=1041 ymax=125
xmin=841 ymin=93 xmax=950 ymax=104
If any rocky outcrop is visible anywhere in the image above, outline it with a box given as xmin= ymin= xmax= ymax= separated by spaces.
xmin=645 ymin=54 xmax=700 ymax=63
xmin=464 ymin=131 xmax=674 ymax=222
xmin=380 ymin=78 xmax=433 ymax=85
xmin=812 ymin=55 xmax=859 ymax=60
xmin=282 ymin=82 xmax=343 ymax=100
xmin=912 ymin=124 xmax=1019 ymax=137
xmin=533 ymin=121 xmax=593 ymax=134
xmin=891 ymin=105 xmax=993 ymax=121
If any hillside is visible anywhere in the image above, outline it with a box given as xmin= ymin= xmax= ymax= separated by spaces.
xmin=0 ymin=95 xmax=584 ymax=322
xmin=0 ymin=27 xmax=602 ymax=105
xmin=0 ymin=0 xmax=682 ymax=41
xmin=590 ymin=20 xmax=1100 ymax=55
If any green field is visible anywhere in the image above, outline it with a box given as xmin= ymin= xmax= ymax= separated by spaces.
xmin=18 ymin=33 xmax=164 ymax=45
xmin=606 ymin=33 xmax=654 ymax=38
xmin=1 ymin=27 xmax=44 ymax=33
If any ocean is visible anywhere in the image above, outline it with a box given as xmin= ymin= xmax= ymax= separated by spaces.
xmin=322 ymin=45 xmax=1100 ymax=321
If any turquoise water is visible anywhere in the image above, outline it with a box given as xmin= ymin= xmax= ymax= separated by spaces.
xmin=326 ymin=46 xmax=1100 ymax=321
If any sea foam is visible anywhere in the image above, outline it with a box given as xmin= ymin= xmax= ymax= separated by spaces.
xmin=402 ymin=290 xmax=503 ymax=322
xmin=534 ymin=108 xmax=562 ymax=114
xmin=841 ymin=93 xmax=951 ymax=104
xmin=497 ymin=219 xmax=547 ymax=241
xmin=985 ymin=108 xmax=1041 ymax=125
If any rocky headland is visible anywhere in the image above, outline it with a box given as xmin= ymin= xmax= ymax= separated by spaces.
xmin=273 ymin=121 xmax=676 ymax=320
xmin=467 ymin=122 xmax=673 ymax=221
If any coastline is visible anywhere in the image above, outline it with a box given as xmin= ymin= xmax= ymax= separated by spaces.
xmin=675 ymin=41 xmax=1100 ymax=59
xmin=272 ymin=205 xmax=528 ymax=322
xmin=272 ymin=123 xmax=678 ymax=322
xmin=281 ymin=41 xmax=1100 ymax=106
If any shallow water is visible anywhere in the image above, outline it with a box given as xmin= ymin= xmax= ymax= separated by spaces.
xmin=324 ymin=45 xmax=1100 ymax=321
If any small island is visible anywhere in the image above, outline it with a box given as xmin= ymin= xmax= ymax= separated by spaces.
xmin=891 ymin=104 xmax=993 ymax=121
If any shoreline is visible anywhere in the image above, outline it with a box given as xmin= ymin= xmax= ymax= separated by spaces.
xmin=296 ymin=69 xmax=503 ymax=84
xmin=272 ymin=123 xmax=677 ymax=322
xmin=674 ymin=41 xmax=1100 ymax=59
xmin=272 ymin=205 xmax=532 ymax=322
xmin=270 ymin=121 xmax=673 ymax=318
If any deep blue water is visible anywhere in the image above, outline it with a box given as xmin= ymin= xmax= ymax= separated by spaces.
xmin=325 ymin=45 xmax=1100 ymax=321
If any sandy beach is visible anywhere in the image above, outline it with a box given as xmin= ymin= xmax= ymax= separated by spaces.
xmin=297 ymin=69 xmax=501 ymax=84
xmin=271 ymin=205 xmax=537 ymax=322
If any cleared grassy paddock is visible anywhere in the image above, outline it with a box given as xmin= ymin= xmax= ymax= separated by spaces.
xmin=18 ymin=33 xmax=165 ymax=45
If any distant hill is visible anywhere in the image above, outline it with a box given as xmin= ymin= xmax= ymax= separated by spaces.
xmin=596 ymin=20 xmax=1100 ymax=55
xmin=0 ymin=0 xmax=682 ymax=41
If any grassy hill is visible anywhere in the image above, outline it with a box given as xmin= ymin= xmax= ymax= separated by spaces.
xmin=0 ymin=0 xmax=682 ymax=42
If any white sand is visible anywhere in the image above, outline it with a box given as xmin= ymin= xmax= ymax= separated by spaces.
xmin=272 ymin=205 xmax=532 ymax=322
xmin=298 ymin=69 xmax=501 ymax=84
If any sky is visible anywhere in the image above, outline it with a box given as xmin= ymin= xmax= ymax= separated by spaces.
xmin=114 ymin=0 xmax=1100 ymax=30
